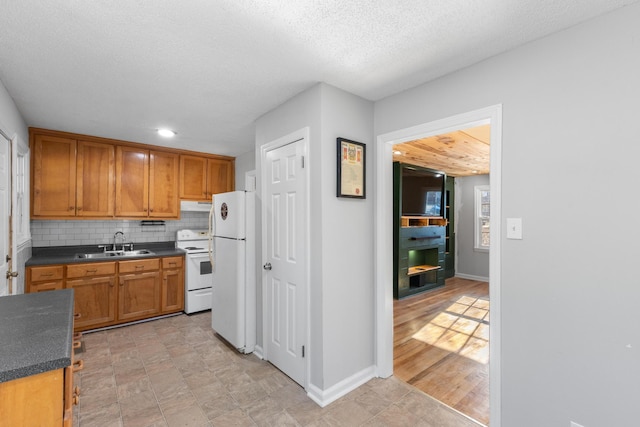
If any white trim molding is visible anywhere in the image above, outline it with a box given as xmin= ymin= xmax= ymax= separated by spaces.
xmin=307 ymin=365 xmax=376 ymax=408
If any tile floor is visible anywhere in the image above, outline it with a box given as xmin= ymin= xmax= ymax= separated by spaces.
xmin=73 ymin=312 xmax=482 ymax=426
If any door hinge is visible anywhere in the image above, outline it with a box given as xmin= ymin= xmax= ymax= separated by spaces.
xmin=302 ymin=345 xmax=305 ymax=358
xmin=301 ymin=156 xmax=305 ymax=169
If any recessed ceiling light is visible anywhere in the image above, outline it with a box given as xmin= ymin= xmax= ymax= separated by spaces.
xmin=157 ymin=129 xmax=176 ymax=137
xmin=393 ymin=150 xmax=402 ymax=155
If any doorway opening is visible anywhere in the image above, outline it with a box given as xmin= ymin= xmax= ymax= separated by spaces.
xmin=374 ymin=105 xmax=502 ymax=427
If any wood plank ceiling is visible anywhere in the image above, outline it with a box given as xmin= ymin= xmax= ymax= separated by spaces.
xmin=392 ymin=124 xmax=490 ymax=177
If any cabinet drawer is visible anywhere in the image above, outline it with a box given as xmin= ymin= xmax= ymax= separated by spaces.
xmin=119 ymin=258 xmax=160 ymax=273
xmin=29 ymin=265 xmax=64 ymax=281
xmin=67 ymin=262 xmax=116 ymax=278
xmin=162 ymin=256 xmax=183 ymax=269
xmin=29 ymin=280 xmax=64 ymax=293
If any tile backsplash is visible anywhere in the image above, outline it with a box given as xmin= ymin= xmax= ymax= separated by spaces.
xmin=30 ymin=211 xmax=209 ymax=247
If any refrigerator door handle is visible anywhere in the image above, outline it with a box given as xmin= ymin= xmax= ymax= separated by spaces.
xmin=208 ymin=200 xmax=215 ymax=268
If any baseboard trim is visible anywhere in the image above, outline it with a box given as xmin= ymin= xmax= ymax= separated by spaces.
xmin=253 ymin=345 xmax=264 ymax=360
xmin=306 ymin=365 xmax=376 ymax=407
xmin=455 ymin=273 xmax=489 ymax=282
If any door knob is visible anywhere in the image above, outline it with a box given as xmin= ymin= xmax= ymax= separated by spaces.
xmin=263 ymin=263 xmax=272 ymax=271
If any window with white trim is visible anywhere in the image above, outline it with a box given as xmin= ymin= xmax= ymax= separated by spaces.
xmin=474 ymin=185 xmax=490 ymax=251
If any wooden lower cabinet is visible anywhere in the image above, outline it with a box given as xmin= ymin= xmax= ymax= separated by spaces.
xmin=0 ymin=369 xmax=64 ymax=427
xmin=27 ymin=265 xmax=64 ymax=293
xmin=118 ymin=270 xmax=161 ymax=322
xmin=0 ymin=344 xmax=81 ymax=427
xmin=26 ymin=255 xmax=184 ymax=332
xmin=69 ymin=276 xmax=117 ymax=330
xmin=162 ymin=256 xmax=184 ymax=312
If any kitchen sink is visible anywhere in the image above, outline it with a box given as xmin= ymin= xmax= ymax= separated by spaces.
xmin=75 ymin=252 xmax=116 ymax=259
xmin=119 ymin=249 xmax=155 ymax=257
xmin=75 ymin=249 xmax=155 ymax=259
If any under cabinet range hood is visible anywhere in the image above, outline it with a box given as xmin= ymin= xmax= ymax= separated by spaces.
xmin=180 ymin=201 xmax=213 ymax=212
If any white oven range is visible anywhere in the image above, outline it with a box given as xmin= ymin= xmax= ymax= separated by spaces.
xmin=176 ymin=229 xmax=212 ymax=314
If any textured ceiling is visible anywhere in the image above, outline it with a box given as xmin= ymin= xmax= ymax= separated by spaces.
xmin=0 ymin=0 xmax=636 ymax=157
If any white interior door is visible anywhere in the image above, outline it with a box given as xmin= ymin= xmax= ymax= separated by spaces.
xmin=263 ymin=134 xmax=307 ymax=387
xmin=0 ymin=135 xmax=10 ymax=296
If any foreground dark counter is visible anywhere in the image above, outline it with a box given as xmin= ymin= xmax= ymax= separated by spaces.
xmin=0 ymin=289 xmax=74 ymax=383
xmin=26 ymin=241 xmax=185 ymax=266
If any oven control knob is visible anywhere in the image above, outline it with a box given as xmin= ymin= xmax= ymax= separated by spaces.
xmin=263 ymin=262 xmax=272 ymax=271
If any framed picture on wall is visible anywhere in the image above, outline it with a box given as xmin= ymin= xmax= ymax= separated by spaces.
xmin=337 ymin=137 xmax=366 ymax=199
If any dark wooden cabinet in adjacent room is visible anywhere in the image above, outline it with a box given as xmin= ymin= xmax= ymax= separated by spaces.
xmin=393 ymin=162 xmax=447 ymax=299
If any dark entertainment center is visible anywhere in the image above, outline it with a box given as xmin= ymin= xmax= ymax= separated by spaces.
xmin=393 ymin=162 xmax=452 ymax=299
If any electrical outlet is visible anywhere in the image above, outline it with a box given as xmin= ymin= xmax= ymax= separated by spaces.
xmin=570 ymin=422 xmax=585 ymax=427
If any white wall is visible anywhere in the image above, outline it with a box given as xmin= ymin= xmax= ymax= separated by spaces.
xmin=0 ymin=78 xmax=30 ymax=295
xmin=255 ymin=83 xmax=374 ymax=398
xmin=234 ymin=149 xmax=255 ymax=190
xmin=374 ymin=4 xmax=640 ymax=426
xmin=456 ymin=174 xmax=489 ymax=279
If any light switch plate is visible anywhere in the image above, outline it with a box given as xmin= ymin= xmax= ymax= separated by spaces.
xmin=506 ymin=218 xmax=523 ymax=239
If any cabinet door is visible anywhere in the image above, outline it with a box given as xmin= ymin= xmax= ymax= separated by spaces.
xmin=68 ymin=275 xmax=117 ymax=331
xmin=149 ymin=151 xmax=179 ymax=218
xmin=207 ymin=158 xmax=234 ymax=196
xmin=115 ymin=146 xmax=149 ymax=217
xmin=179 ymin=155 xmax=208 ymax=200
xmin=32 ymin=134 xmax=76 ymax=217
xmin=162 ymin=267 xmax=184 ymax=313
xmin=76 ymin=140 xmax=114 ymax=217
xmin=118 ymin=271 xmax=161 ymax=321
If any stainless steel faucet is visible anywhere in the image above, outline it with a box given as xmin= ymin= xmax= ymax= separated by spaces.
xmin=113 ymin=231 xmax=125 ymax=252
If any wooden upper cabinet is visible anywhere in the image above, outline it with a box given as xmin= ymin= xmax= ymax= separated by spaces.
xmin=31 ymin=128 xmax=232 ymax=219
xmin=207 ymin=158 xmax=234 ymax=196
xmin=179 ymin=155 xmax=234 ymax=200
xmin=179 ymin=155 xmax=208 ymax=200
xmin=115 ymin=147 xmax=178 ymax=218
xmin=115 ymin=146 xmax=149 ymax=217
xmin=149 ymin=151 xmax=179 ymax=218
xmin=32 ymin=135 xmax=77 ymax=217
xmin=76 ymin=141 xmax=114 ymax=217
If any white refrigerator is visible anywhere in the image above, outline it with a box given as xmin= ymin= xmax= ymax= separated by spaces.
xmin=208 ymin=190 xmax=256 ymax=353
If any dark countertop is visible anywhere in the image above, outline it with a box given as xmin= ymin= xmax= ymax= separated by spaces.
xmin=26 ymin=241 xmax=186 ymax=266
xmin=0 ymin=289 xmax=75 ymax=383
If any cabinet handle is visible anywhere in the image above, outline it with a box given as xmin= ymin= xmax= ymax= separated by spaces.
xmin=74 ymin=386 xmax=80 ymax=396
xmin=40 ymin=272 xmax=53 ymax=277
xmin=169 ymin=262 xmax=176 ymax=266
xmin=85 ymin=269 xmax=97 ymax=273
xmin=73 ymin=331 xmax=82 ymax=340
xmin=78 ymin=206 xmax=82 ymax=211
xmin=72 ymin=394 xmax=80 ymax=405
xmin=120 ymin=281 xmax=124 ymax=286
xmin=135 ymin=265 xmax=144 ymax=270
xmin=73 ymin=341 xmax=82 ymax=349
xmin=74 ymin=313 xmax=81 ymax=319
xmin=73 ymin=359 xmax=84 ymax=372
xmin=150 ymin=208 xmax=153 ymax=212
xmin=69 ymin=206 xmax=74 ymax=211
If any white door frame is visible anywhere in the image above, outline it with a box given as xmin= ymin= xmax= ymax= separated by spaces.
xmin=0 ymin=127 xmax=12 ymax=296
xmin=259 ymin=127 xmax=310 ymax=388
xmin=374 ymin=105 xmax=503 ymax=426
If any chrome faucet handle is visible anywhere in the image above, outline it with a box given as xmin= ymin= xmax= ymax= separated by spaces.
xmin=98 ymin=245 xmax=107 ymax=252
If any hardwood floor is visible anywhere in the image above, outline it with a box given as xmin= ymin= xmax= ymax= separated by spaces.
xmin=394 ymin=277 xmax=490 ymax=426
